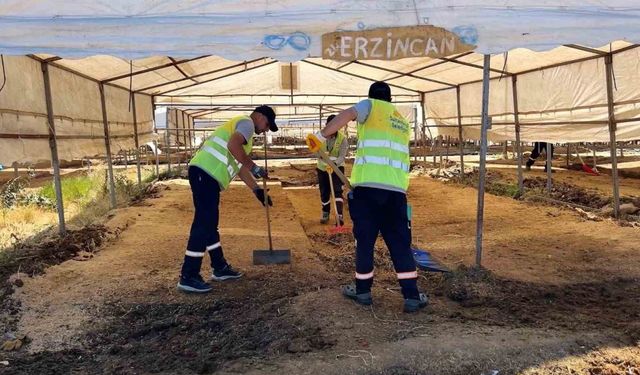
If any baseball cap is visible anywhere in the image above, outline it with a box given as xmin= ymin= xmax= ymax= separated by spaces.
xmin=254 ymin=105 xmax=278 ymax=131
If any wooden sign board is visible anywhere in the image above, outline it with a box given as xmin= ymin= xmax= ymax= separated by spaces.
xmin=322 ymin=25 xmax=475 ymax=61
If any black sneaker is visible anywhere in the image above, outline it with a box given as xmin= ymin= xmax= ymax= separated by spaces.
xmin=404 ymin=293 xmax=429 ymax=313
xmin=211 ymin=264 xmax=243 ymax=281
xmin=177 ymin=274 xmax=212 ymax=293
xmin=341 ymin=283 xmax=372 ymax=306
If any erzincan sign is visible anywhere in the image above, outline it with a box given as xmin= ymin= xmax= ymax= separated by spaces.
xmin=322 ymin=25 xmax=475 ymax=61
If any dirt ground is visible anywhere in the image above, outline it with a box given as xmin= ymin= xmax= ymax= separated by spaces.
xmin=1 ymin=164 xmax=640 ymax=375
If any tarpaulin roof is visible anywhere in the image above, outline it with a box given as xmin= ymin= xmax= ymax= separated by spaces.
xmin=2 ymin=1 xmax=640 ymax=59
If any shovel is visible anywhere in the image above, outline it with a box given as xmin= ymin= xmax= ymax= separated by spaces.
xmin=576 ymin=147 xmax=599 ymax=176
xmin=316 ymin=149 xmax=351 ymax=190
xmin=408 ymin=204 xmax=449 ymax=273
xmin=326 ymin=165 xmax=351 ymax=234
xmin=253 ymin=135 xmax=291 ymax=265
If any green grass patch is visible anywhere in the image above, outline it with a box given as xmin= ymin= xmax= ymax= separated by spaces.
xmin=40 ymin=174 xmax=102 ymax=206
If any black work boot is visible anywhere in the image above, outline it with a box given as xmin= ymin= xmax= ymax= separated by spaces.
xmin=403 ymin=293 xmax=429 ymax=313
xmin=342 ymin=283 xmax=372 ymax=305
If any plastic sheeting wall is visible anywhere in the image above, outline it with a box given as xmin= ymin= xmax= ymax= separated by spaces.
xmin=166 ymin=108 xmax=192 ymax=147
xmin=0 ymin=56 xmax=155 ymax=165
xmin=425 ymin=52 xmax=640 ymax=143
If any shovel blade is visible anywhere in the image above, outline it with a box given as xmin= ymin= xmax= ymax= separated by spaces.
xmin=327 ymin=225 xmax=352 ymax=234
xmin=412 ymin=247 xmax=450 ymax=273
xmin=252 ymin=249 xmax=291 ymax=265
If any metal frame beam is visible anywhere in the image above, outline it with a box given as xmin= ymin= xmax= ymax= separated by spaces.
xmin=102 ymin=55 xmax=210 ymax=83
xmin=158 ymin=59 xmax=277 ymax=96
xmin=137 ymin=57 xmax=268 ymax=93
xmin=564 ymin=44 xmax=608 ymax=56
xmin=352 ymin=60 xmax=456 ymax=87
xmin=436 ymin=55 xmax=512 ymax=76
xmin=301 ymin=59 xmax=421 ymax=94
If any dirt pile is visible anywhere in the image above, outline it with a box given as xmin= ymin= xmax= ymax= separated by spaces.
xmin=438 ymin=266 xmax=640 ymax=336
xmin=7 ymin=272 xmax=336 ymax=374
xmin=523 ymin=178 xmax=612 ymax=209
xmin=0 ymin=225 xmax=108 ymax=289
xmin=308 ymin=232 xmax=394 ymax=275
xmin=442 ymin=265 xmax=496 ymax=307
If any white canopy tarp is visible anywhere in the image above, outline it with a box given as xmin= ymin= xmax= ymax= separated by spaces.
xmin=1 ymin=1 xmax=640 ymax=60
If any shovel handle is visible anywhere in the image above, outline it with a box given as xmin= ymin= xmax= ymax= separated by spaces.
xmin=316 ymin=149 xmax=352 ymax=190
xmin=263 ymin=135 xmax=273 ymax=251
xmin=327 ymin=170 xmax=341 ymax=226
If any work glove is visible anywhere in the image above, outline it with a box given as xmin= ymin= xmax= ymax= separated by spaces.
xmin=325 ymin=165 xmax=333 ymax=174
xmin=253 ymin=188 xmax=273 ymax=206
xmin=306 ymin=131 xmax=326 ymax=153
xmin=250 ymin=164 xmax=268 ymax=179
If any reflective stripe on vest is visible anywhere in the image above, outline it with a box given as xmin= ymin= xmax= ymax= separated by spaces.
xmin=354 ymin=156 xmax=409 ymax=172
xmin=351 ymin=99 xmax=411 ymax=192
xmin=189 ymin=116 xmax=253 ymax=190
xmin=317 ymin=131 xmax=346 ymax=171
xmin=357 ymin=139 xmax=409 ymax=154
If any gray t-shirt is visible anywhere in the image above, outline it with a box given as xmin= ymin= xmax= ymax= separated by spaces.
xmin=352 ymin=99 xmax=372 ymax=124
xmin=235 ymin=119 xmax=255 ymax=144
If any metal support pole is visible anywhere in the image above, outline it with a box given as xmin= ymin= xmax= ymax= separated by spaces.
xmin=131 ymin=94 xmax=142 ymax=185
xmin=566 ymin=143 xmax=571 ymax=168
xmin=154 ymin=140 xmax=160 ymax=177
xmin=605 ymin=54 xmax=621 ymax=218
xmin=420 ymin=93 xmax=427 ymax=163
xmin=182 ymin=111 xmax=188 ymax=158
xmin=318 ymin=104 xmax=322 ymax=132
xmin=176 ymin=110 xmax=182 ymax=170
xmin=512 ymin=75 xmax=523 ymax=194
xmin=456 ymin=86 xmax=465 ymax=171
xmin=13 ymin=162 xmax=18 ymax=178
xmin=41 ymin=62 xmax=66 ymax=235
xmin=166 ymin=109 xmax=172 ymax=173
xmin=99 ymin=83 xmax=117 ymax=209
xmin=475 ymin=54 xmax=491 ymax=268
xmin=546 ymin=143 xmax=553 ymax=192
xmin=413 ymin=106 xmax=419 ymax=161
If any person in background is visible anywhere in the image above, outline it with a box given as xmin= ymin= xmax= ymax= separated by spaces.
xmin=526 ymin=142 xmax=554 ymax=172
xmin=316 ymin=114 xmax=348 ymax=225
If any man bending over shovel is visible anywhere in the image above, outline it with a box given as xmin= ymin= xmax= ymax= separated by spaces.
xmin=306 ymin=82 xmax=428 ymax=313
xmin=177 ymin=106 xmax=278 ymax=293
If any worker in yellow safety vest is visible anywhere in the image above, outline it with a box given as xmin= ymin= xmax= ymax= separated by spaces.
xmin=178 ymin=105 xmax=278 ymax=293
xmin=316 ymin=114 xmax=348 ymax=225
xmin=306 ymin=82 xmax=428 ymax=313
